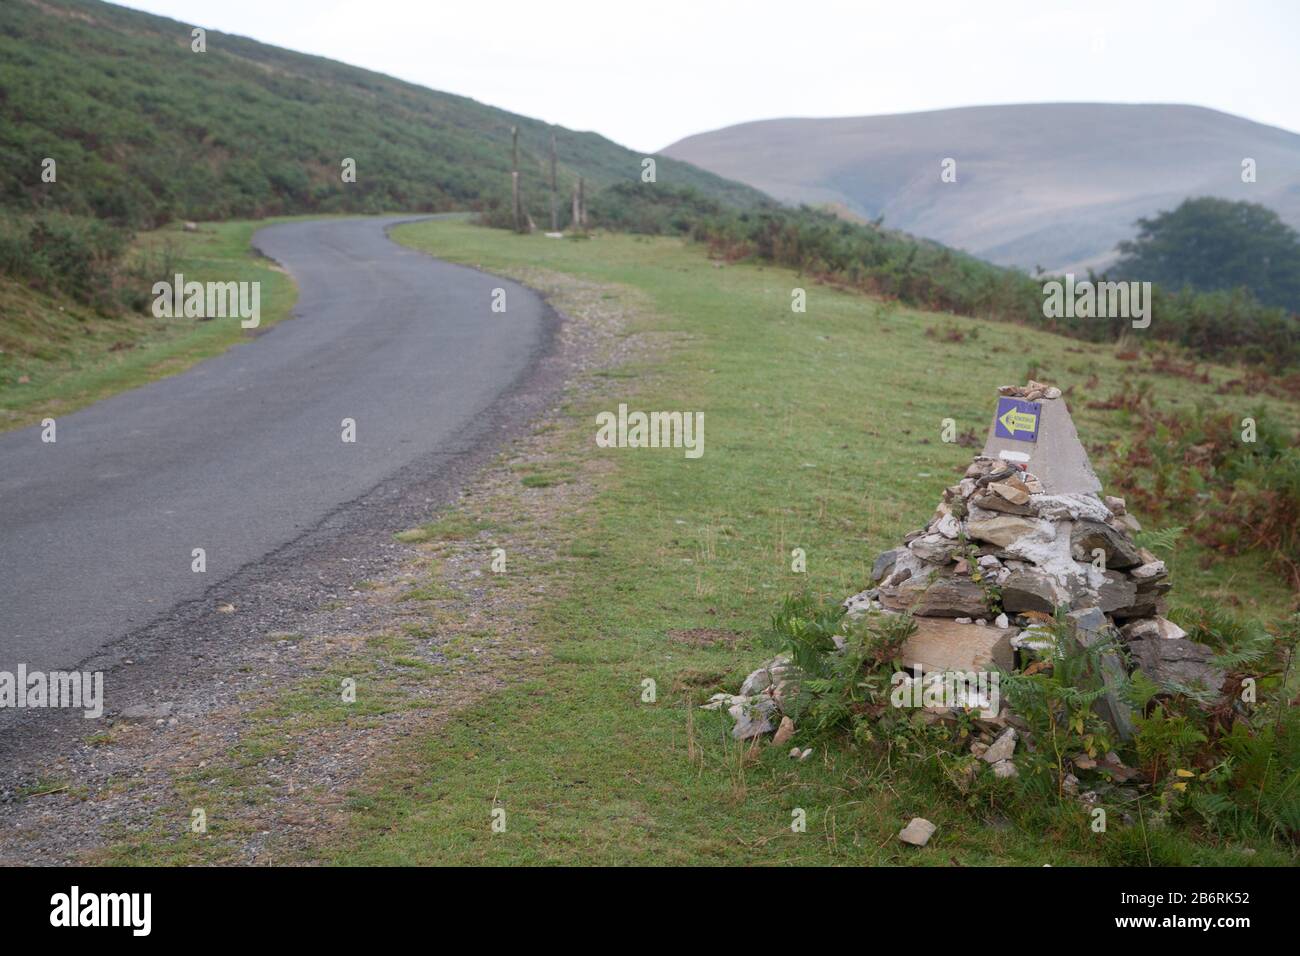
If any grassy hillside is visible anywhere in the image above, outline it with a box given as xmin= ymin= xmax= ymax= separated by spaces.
xmin=0 ymin=0 xmax=762 ymax=228
xmin=663 ymin=104 xmax=1300 ymax=274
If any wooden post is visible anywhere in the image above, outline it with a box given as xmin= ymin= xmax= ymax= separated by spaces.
xmin=572 ymin=180 xmax=580 ymax=232
xmin=511 ymin=125 xmax=522 ymax=233
xmin=549 ymin=133 xmax=558 ymax=233
xmin=578 ymin=176 xmax=586 ymax=229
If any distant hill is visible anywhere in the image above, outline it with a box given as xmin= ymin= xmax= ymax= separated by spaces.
xmin=0 ymin=0 xmax=764 ymax=229
xmin=663 ymin=103 xmax=1300 ymax=274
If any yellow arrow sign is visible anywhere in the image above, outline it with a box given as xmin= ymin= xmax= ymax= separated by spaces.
xmin=999 ymin=408 xmax=1038 ymax=436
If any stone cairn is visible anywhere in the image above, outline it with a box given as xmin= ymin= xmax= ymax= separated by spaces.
xmin=713 ymin=382 xmax=1227 ymax=792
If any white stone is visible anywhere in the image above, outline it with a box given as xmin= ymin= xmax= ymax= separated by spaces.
xmin=1156 ymin=617 xmax=1188 ymax=641
xmin=898 ymin=817 xmax=937 ymax=846
xmin=935 ymin=513 xmax=961 ymax=539
xmin=982 ymin=727 xmax=1018 ymax=763
xmin=729 ymin=697 xmax=777 ymax=740
xmin=700 ymin=693 xmax=745 ymax=711
xmin=1131 ymin=560 xmax=1168 ymax=580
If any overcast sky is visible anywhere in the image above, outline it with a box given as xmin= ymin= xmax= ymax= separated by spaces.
xmin=117 ymin=0 xmax=1300 ymax=152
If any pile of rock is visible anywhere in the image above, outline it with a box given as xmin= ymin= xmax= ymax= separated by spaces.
xmin=846 ymin=381 xmax=1226 ymax=740
xmin=714 ymin=383 xmax=1227 ymax=760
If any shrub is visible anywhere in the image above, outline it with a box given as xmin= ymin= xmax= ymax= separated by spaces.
xmin=1097 ymin=394 xmax=1300 ymax=588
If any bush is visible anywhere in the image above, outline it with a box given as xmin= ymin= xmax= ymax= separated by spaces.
xmin=0 ymin=210 xmax=178 ymax=313
xmin=0 ymin=211 xmax=130 ymax=311
xmin=1096 ymin=393 xmax=1300 ymax=588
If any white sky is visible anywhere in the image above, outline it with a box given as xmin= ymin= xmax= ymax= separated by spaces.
xmin=116 ymin=0 xmax=1300 ymax=152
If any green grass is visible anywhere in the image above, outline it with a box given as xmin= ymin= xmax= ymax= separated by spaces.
xmin=0 ymin=0 xmax=759 ymax=233
xmin=317 ymin=220 xmax=1297 ymax=866
xmin=0 ymin=219 xmax=297 ymax=431
xmin=394 ymin=513 xmax=497 ymax=545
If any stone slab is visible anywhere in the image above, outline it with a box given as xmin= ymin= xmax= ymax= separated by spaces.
xmin=899 ymin=618 xmax=1015 ymax=673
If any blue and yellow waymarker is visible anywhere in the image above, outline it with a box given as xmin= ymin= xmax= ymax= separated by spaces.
xmin=994 ymin=397 xmax=1040 ymax=442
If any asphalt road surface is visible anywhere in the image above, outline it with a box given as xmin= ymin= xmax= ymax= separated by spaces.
xmin=0 ymin=216 xmax=547 ymax=673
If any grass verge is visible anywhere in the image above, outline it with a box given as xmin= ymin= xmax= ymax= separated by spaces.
xmin=320 ymin=221 xmax=1296 ymax=865
xmin=0 ymin=219 xmax=298 ymax=432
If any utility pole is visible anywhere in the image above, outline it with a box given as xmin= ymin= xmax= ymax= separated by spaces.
xmin=511 ymin=125 xmax=522 ymax=233
xmin=549 ymin=133 xmax=558 ymax=233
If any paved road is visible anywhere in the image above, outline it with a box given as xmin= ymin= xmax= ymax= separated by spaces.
xmin=0 ymin=216 xmax=547 ymax=672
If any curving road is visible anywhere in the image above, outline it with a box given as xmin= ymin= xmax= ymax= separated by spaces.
xmin=0 ymin=216 xmax=548 ymax=673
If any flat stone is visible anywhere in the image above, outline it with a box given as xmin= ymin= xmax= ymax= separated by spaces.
xmin=1031 ymin=494 xmax=1113 ymax=523
xmin=911 ymin=576 xmax=988 ymax=618
xmin=1109 ymin=512 xmax=1142 ymax=534
xmin=898 ymin=817 xmax=937 ymax=847
xmin=1119 ymin=618 xmax=1160 ymax=643
xmin=1121 ymin=615 xmax=1185 ymax=642
xmin=700 ymin=693 xmax=747 ymax=711
xmin=934 ymin=513 xmax=961 ymax=539
xmin=1156 ymin=617 xmax=1188 ymax=641
xmin=982 ymin=727 xmax=1018 ymax=763
xmin=1070 ymin=520 xmax=1142 ymax=570
xmin=908 ymin=534 xmax=958 ymax=564
xmin=872 ymin=548 xmax=902 ymax=583
xmin=1093 ymin=570 xmax=1138 ymax=613
xmin=739 ymin=658 xmax=789 ymax=697
xmin=970 ymin=492 xmax=1035 ymax=516
xmin=1065 ymin=608 xmax=1134 ymax=741
xmin=966 ymin=514 xmax=1040 ymax=548
xmin=729 ymin=696 xmax=778 ymax=740
xmin=899 ymin=618 xmax=1015 ymax=673
xmin=1115 ymin=579 xmax=1171 ymax=620
xmin=1131 ymin=636 xmax=1227 ymax=694
xmin=740 ymin=668 xmax=771 ymax=698
xmin=1131 ymin=560 xmax=1168 ymax=581
xmin=988 ymin=480 xmax=1031 ymax=505
xmin=1001 ymin=567 xmax=1070 ymax=614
